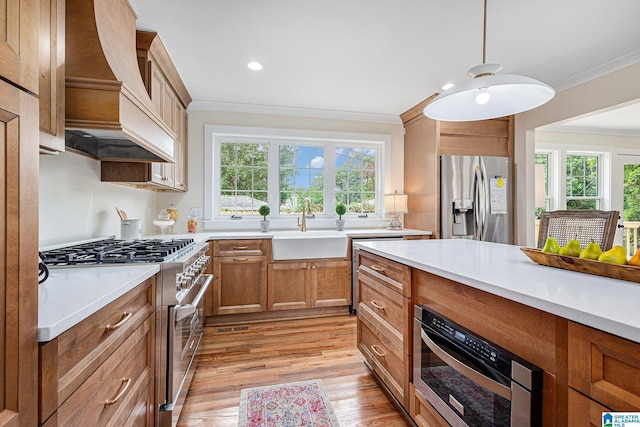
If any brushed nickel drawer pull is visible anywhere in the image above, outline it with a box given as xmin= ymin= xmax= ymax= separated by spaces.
xmin=233 ymin=257 xmax=249 ymax=261
xmin=233 ymin=246 xmax=249 ymax=250
xmin=371 ymin=344 xmax=385 ymax=358
xmin=370 ymin=300 xmax=385 ymax=310
xmin=105 ymin=312 xmax=132 ymax=331
xmin=370 ymin=264 xmax=385 ymax=273
xmin=104 ymin=377 xmax=132 ymax=406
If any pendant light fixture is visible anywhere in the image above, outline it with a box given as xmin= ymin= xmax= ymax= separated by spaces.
xmin=423 ymin=0 xmax=555 ymax=122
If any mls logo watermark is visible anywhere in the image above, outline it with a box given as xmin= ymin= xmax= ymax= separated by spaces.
xmin=603 ymin=412 xmax=640 ymax=427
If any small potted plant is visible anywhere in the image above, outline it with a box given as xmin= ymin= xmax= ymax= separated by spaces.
xmin=335 ymin=202 xmax=347 ymax=231
xmin=258 ymin=204 xmax=271 ymax=232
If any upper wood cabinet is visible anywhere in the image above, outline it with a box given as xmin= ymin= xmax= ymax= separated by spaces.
xmin=401 ymin=96 xmax=514 ymax=236
xmin=100 ymin=30 xmax=191 ymax=191
xmin=0 ymin=0 xmax=39 ymax=94
xmin=39 ymin=0 xmax=66 ymax=153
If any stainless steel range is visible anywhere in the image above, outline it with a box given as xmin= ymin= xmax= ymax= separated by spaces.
xmin=41 ymin=237 xmax=212 ymax=427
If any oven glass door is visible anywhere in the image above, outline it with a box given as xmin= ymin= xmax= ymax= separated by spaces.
xmin=167 ymin=275 xmax=212 ymax=405
xmin=417 ymin=324 xmax=511 ymax=426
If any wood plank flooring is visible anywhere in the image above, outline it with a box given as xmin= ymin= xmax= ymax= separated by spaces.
xmin=177 ymin=314 xmax=411 ymax=426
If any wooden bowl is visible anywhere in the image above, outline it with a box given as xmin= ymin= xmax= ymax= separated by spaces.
xmin=520 ymin=247 xmax=640 ymax=283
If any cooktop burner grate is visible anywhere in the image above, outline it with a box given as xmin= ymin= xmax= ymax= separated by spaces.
xmin=41 ymin=238 xmax=195 ymax=265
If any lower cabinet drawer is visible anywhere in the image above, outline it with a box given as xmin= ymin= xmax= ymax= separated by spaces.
xmin=358 ymin=272 xmax=405 ymax=349
xmin=39 ymin=278 xmax=155 ymax=422
xmin=358 ymin=310 xmax=407 ymax=406
xmin=568 ymin=321 xmax=640 ymax=411
xmin=409 ymin=384 xmax=449 ymax=427
xmin=45 ymin=315 xmax=155 ymax=427
xmin=567 ymin=388 xmax=611 ymax=427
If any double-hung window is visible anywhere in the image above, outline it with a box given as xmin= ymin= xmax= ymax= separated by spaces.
xmin=205 ymin=126 xmax=386 ymax=221
xmin=565 ymin=154 xmax=601 ymax=209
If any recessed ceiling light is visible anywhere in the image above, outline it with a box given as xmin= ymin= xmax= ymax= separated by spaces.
xmin=247 ymin=61 xmax=263 ymax=71
xmin=441 ymin=83 xmax=455 ymax=91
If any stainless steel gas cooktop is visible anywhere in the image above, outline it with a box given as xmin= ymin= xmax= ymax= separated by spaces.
xmin=40 ymin=238 xmax=195 ymax=266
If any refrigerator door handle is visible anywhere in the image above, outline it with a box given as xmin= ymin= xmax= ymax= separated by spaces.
xmin=474 ymin=165 xmax=483 ymax=240
xmin=476 ymin=163 xmax=488 ymax=241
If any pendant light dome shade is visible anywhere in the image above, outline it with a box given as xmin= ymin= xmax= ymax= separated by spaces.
xmin=423 ymin=70 xmax=556 ymax=122
xmin=423 ymin=1 xmax=555 ymax=122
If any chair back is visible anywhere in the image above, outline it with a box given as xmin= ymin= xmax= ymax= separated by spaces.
xmin=537 ymin=210 xmax=619 ymax=251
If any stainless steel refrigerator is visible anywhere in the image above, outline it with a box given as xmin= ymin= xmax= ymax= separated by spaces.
xmin=440 ymin=155 xmax=511 ymax=243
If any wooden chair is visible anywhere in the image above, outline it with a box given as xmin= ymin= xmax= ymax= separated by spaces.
xmin=537 ymin=210 xmax=620 ymax=251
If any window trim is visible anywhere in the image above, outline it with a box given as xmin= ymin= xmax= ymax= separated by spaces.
xmin=204 ymin=125 xmax=389 ymax=223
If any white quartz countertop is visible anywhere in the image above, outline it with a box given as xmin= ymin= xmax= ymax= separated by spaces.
xmin=37 ymin=228 xmax=430 ymax=342
xmin=354 ymin=239 xmax=640 ymax=343
xmin=147 ymin=228 xmax=431 ymax=242
xmin=38 ymin=264 xmax=159 ymax=342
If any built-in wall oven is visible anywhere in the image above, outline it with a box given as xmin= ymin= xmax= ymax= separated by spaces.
xmin=413 ymin=305 xmax=543 ymax=427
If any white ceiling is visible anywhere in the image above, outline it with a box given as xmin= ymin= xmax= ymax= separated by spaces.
xmin=128 ymin=0 xmax=640 ymax=128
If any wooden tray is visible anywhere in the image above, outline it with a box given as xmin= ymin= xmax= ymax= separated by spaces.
xmin=520 ymin=247 xmax=640 ymax=283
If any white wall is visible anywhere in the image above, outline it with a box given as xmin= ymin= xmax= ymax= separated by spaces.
xmin=514 ymin=62 xmax=640 ymax=246
xmin=39 ymin=151 xmax=158 ymax=247
xmin=156 ymin=110 xmax=405 ymax=233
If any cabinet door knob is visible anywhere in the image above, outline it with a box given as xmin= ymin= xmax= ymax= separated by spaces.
xmin=233 ymin=246 xmax=249 ymax=250
xmin=104 ymin=377 xmax=132 ymax=406
xmin=105 ymin=312 xmax=132 ymax=331
xmin=233 ymin=257 xmax=249 ymax=262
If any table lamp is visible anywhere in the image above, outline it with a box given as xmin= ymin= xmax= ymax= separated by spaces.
xmin=384 ymin=190 xmax=408 ymax=230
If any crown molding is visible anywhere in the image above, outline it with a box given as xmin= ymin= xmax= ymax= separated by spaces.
xmin=187 ymin=100 xmax=402 ymax=124
xmin=553 ymin=50 xmax=640 ymax=93
xmin=541 ymin=125 xmax=640 ymax=138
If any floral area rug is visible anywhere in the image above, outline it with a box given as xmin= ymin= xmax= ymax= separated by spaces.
xmin=238 ymin=379 xmax=340 ymax=427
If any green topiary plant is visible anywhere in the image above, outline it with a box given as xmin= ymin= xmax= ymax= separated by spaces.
xmin=258 ymin=205 xmax=270 ymax=221
xmin=335 ymin=203 xmax=347 ymax=220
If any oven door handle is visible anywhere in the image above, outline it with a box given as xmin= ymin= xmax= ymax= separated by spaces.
xmin=175 ymin=274 xmax=213 ymax=322
xmin=421 ymin=329 xmax=511 ymax=401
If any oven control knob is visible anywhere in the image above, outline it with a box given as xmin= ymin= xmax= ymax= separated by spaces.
xmin=178 ymin=274 xmax=192 ymax=290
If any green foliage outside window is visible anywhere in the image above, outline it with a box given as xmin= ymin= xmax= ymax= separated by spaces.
xmin=335 ymin=148 xmax=376 ymax=214
xmin=566 ymin=155 xmax=599 ymax=210
xmin=624 ymin=164 xmax=640 ymax=222
xmin=220 ymin=141 xmax=269 ymax=215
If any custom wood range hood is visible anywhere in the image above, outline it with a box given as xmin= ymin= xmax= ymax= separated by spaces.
xmin=65 ymin=0 xmax=175 ymax=162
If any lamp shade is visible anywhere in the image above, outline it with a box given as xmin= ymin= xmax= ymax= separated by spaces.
xmin=423 ymin=72 xmax=556 ymax=122
xmin=535 ymin=163 xmax=546 ymax=208
xmin=384 ymin=192 xmax=408 ymax=213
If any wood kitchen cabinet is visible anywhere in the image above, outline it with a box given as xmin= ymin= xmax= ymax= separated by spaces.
xmin=401 ymin=96 xmax=514 ymax=237
xmin=267 ymin=259 xmax=351 ymax=311
xmin=101 ymin=31 xmax=190 ymax=192
xmin=38 ymin=277 xmax=156 ymax=427
xmin=0 ymin=0 xmax=39 ymax=95
xmin=1 ymin=3 xmax=40 ymax=423
xmin=356 ymin=250 xmax=412 ymax=410
xmin=568 ymin=321 xmax=640 ymax=413
xmin=210 ymin=240 xmax=269 ymax=315
xmin=39 ymin=0 xmax=66 ymax=153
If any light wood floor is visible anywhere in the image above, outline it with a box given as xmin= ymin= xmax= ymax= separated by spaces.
xmin=177 ymin=314 xmax=411 ymax=426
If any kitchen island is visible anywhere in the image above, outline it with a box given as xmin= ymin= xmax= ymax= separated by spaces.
xmin=353 ymin=238 xmax=640 ymax=426
xmin=354 ymin=238 xmax=640 ymax=343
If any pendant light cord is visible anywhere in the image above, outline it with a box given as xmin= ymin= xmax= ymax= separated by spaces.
xmin=482 ymin=0 xmax=487 ymax=64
